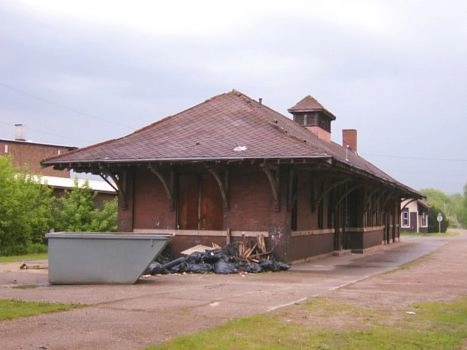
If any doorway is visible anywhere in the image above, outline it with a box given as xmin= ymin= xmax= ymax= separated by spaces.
xmin=178 ymin=173 xmax=223 ymax=230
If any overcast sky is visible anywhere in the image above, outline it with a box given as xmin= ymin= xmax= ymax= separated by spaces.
xmin=1 ymin=0 xmax=466 ymax=194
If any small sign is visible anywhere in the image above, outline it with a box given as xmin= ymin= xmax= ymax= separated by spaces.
xmin=437 ymin=213 xmax=443 ymax=222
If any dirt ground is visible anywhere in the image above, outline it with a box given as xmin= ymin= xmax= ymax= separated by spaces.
xmin=0 ymin=231 xmax=466 ymax=349
xmin=278 ymin=232 xmax=467 ymax=340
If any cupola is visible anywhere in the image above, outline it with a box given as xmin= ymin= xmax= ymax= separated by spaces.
xmin=288 ymin=95 xmax=336 ymax=142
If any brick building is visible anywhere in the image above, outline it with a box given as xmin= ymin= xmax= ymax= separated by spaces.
xmin=1 ymin=127 xmax=115 ymax=204
xmin=1 ymin=138 xmax=76 ymax=178
xmin=42 ymin=90 xmax=422 ymax=262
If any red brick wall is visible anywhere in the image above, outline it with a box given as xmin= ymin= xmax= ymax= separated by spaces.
xmin=226 ymin=166 xmax=290 ymax=260
xmin=133 ymin=168 xmax=176 ymax=229
xmin=346 ymin=227 xmax=384 ymax=253
xmin=128 ymin=166 xmax=284 ymax=232
xmin=1 ymin=140 xmax=75 ymax=177
xmin=225 ymin=166 xmax=275 ymax=231
xmin=363 ymin=228 xmax=384 ymax=249
xmin=118 ymin=169 xmax=135 ymax=232
xmin=121 ymin=164 xmax=292 ymax=259
xmin=288 ymin=233 xmax=334 ymax=261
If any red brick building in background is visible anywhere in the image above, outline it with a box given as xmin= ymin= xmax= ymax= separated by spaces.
xmin=1 ymin=124 xmax=115 ymax=206
xmin=42 ymin=90 xmax=422 ymax=262
xmin=2 ymin=126 xmax=76 ymax=177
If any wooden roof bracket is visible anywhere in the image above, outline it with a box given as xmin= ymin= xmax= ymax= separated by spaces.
xmin=99 ymin=168 xmax=128 ymax=209
xmin=335 ymin=183 xmax=364 ymax=207
xmin=381 ymin=189 xmax=401 ymax=210
xmin=261 ymin=163 xmax=280 ymax=211
xmin=401 ymin=198 xmax=418 ymax=210
xmin=99 ymin=171 xmax=119 ymax=193
xmin=207 ymin=168 xmax=230 ymax=210
xmin=312 ymin=177 xmax=350 ymax=211
xmin=148 ymin=165 xmax=175 ymax=211
xmin=364 ymin=186 xmax=381 ymax=211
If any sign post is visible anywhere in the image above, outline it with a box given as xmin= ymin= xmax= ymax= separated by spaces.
xmin=437 ymin=213 xmax=443 ymax=233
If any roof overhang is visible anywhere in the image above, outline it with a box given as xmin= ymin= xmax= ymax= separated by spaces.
xmin=332 ymin=159 xmax=424 ymax=199
xmin=43 ymin=155 xmax=333 ymax=172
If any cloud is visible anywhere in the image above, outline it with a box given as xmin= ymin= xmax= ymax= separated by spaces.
xmin=12 ymin=0 xmax=408 ymax=40
xmin=1 ymin=0 xmax=466 ymax=192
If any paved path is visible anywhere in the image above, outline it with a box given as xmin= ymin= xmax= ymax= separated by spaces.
xmin=0 ymin=235 xmax=451 ymax=349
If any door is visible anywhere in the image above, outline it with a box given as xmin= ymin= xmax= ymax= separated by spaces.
xmin=178 ymin=173 xmax=223 ymax=230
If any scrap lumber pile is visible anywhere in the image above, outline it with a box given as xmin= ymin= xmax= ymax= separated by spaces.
xmin=146 ymin=234 xmax=289 ymax=275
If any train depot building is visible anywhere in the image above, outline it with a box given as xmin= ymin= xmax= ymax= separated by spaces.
xmin=43 ymin=90 xmax=422 ymax=262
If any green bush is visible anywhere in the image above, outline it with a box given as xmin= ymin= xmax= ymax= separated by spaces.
xmin=0 ymin=157 xmax=54 ymax=255
xmin=52 ymin=179 xmax=118 ymax=232
xmin=0 ymin=156 xmax=118 ymax=256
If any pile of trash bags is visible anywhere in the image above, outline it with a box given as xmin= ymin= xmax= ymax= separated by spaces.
xmin=145 ymin=243 xmax=290 ymax=275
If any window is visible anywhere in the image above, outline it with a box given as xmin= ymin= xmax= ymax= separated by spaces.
xmin=401 ymin=208 xmax=410 ymax=227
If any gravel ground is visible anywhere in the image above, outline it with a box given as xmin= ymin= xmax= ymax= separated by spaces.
xmin=0 ymin=232 xmax=464 ymax=350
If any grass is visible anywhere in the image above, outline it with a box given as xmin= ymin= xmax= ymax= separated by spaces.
xmin=0 ymin=299 xmax=78 ymax=321
xmin=0 ymin=252 xmax=47 ymax=263
xmin=401 ymin=228 xmax=464 ymax=237
xmin=146 ymin=297 xmax=467 ymax=350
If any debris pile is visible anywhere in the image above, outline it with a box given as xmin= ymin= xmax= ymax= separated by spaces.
xmin=146 ymin=235 xmax=290 ymax=275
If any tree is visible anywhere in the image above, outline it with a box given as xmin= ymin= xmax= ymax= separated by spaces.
xmin=0 ymin=156 xmax=54 ymax=255
xmin=427 ymin=206 xmax=449 ymax=233
xmin=52 ymin=179 xmax=117 ymax=232
xmin=420 ymin=188 xmax=451 ymax=216
xmin=420 ymin=187 xmax=465 ymax=229
xmin=457 ymin=183 xmax=467 ymax=228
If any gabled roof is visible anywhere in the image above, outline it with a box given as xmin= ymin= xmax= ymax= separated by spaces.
xmin=288 ymin=95 xmax=336 ymax=120
xmin=42 ymin=90 xmax=420 ymax=197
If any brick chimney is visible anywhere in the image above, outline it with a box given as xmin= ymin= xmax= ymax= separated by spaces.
xmin=14 ymin=123 xmax=26 ymax=141
xmin=288 ymin=95 xmax=336 ymax=142
xmin=342 ymin=129 xmax=357 ymax=152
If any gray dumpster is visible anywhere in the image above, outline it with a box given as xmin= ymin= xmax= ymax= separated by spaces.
xmin=45 ymin=232 xmax=172 ymax=284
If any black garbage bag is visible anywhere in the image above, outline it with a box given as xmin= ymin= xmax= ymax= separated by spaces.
xmin=259 ymin=259 xmax=290 ymax=272
xmin=168 ymin=262 xmax=189 ymax=273
xmin=185 ymin=251 xmax=205 ymax=264
xmin=149 ymin=242 xmax=290 ymax=275
xmin=203 ymin=249 xmax=223 ymax=263
xmin=214 ymin=259 xmax=238 ymax=274
xmin=145 ymin=262 xmax=167 ymax=275
xmin=185 ymin=262 xmax=214 ymax=274
xmin=238 ymin=261 xmax=262 ymax=273
xmin=162 ymin=256 xmax=187 ymax=271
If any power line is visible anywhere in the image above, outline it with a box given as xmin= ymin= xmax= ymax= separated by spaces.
xmin=364 ymin=153 xmax=467 ymax=162
xmin=0 ymin=119 xmax=97 ymax=145
xmin=0 ymin=81 xmax=134 ymax=129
